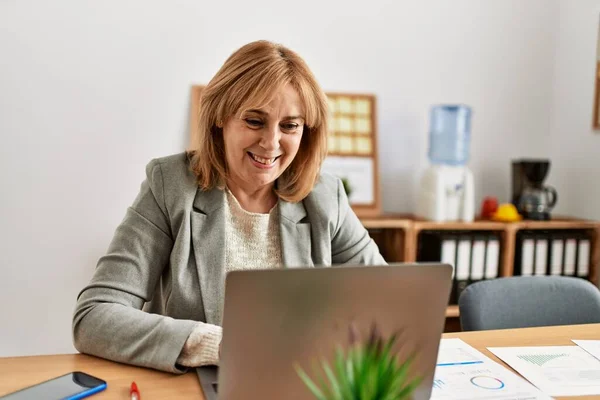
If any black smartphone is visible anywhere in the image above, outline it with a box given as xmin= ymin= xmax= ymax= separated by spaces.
xmin=0 ymin=371 xmax=107 ymax=400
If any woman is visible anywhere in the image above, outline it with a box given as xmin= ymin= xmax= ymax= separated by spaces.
xmin=72 ymin=40 xmax=386 ymax=374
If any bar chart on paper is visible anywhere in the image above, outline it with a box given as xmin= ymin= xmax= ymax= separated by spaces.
xmin=517 ymin=352 xmax=569 ymax=366
xmin=488 ymin=346 xmax=600 ymax=397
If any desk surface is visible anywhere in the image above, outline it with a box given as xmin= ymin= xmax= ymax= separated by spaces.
xmin=1 ymin=323 xmax=599 ymax=400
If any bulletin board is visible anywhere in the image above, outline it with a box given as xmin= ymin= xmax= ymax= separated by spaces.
xmin=320 ymin=93 xmax=381 ymax=217
xmin=188 ymin=86 xmax=381 ymax=217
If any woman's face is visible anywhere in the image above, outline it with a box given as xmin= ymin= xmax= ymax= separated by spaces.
xmin=222 ymin=84 xmax=305 ymax=192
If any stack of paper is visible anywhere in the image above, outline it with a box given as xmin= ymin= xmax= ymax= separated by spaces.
xmin=431 ymin=339 xmax=552 ymax=400
xmin=573 ymin=340 xmax=600 ymax=360
xmin=488 ymin=342 xmax=600 ymax=397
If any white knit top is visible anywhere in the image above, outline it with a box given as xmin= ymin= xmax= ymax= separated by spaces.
xmin=176 ymin=188 xmax=282 ymax=367
xmin=223 ymin=187 xmax=283 ymax=273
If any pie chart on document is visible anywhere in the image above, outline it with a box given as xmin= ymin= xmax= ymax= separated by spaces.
xmin=470 ymin=375 xmax=505 ymax=390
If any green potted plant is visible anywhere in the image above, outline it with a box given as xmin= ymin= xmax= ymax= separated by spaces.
xmin=341 ymin=177 xmax=353 ymax=198
xmin=295 ymin=323 xmax=422 ymax=400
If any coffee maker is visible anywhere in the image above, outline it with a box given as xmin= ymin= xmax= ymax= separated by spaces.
xmin=512 ymin=159 xmax=558 ymax=220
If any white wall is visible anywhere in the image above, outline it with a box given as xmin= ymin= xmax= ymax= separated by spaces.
xmin=0 ymin=0 xmax=558 ymax=356
xmin=548 ymin=0 xmax=600 ymax=220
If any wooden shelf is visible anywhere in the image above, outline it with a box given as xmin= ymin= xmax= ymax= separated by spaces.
xmin=507 ymin=217 xmax=600 ymax=231
xmin=361 ymin=218 xmax=412 ymax=229
xmin=413 ymin=220 xmax=506 ymax=232
xmin=359 ymin=214 xmax=600 ymax=333
xmin=362 ymin=214 xmax=600 ymax=232
xmin=446 ymin=305 xmax=459 ymax=318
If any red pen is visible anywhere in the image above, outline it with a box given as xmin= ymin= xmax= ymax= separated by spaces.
xmin=130 ymin=382 xmax=140 ymax=400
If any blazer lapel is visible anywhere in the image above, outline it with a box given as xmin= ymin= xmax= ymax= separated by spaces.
xmin=190 ymin=190 xmax=314 ymax=324
xmin=279 ymin=200 xmax=313 ymax=268
xmin=190 ymin=187 xmax=226 ymax=325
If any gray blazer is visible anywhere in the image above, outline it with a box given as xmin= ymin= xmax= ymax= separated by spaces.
xmin=72 ymin=153 xmax=386 ymax=373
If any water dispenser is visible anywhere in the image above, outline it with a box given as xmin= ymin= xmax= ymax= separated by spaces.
xmin=417 ymin=105 xmax=475 ymax=222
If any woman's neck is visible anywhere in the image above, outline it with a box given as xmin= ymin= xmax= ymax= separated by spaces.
xmin=225 ymin=180 xmax=278 ymax=214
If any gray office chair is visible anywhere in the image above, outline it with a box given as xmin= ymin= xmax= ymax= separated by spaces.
xmin=458 ymin=275 xmax=600 ymax=331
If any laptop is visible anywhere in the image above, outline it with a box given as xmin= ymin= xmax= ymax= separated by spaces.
xmin=197 ymin=263 xmax=452 ymax=400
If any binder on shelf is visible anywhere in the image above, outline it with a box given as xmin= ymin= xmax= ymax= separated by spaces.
xmin=534 ymin=233 xmax=549 ymax=276
xmin=577 ymin=234 xmax=591 ymax=278
xmin=549 ymin=232 xmax=564 ymax=276
xmin=442 ymin=235 xmax=459 ymax=305
xmin=470 ymin=237 xmax=486 ymax=282
xmin=484 ymin=237 xmax=500 ymax=279
xmin=564 ymin=236 xmax=577 ymax=276
xmin=522 ymin=237 xmax=535 ymax=276
xmin=514 ymin=229 xmax=594 ymax=280
xmin=416 ymin=230 xmax=502 ymax=304
xmin=455 ymin=237 xmax=472 ymax=301
xmin=515 ymin=231 xmax=535 ymax=276
xmin=440 ymin=236 xmax=457 ymax=279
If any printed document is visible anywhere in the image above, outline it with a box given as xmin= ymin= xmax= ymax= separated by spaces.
xmin=573 ymin=340 xmax=600 ymax=361
xmin=431 ymin=339 xmax=552 ymax=400
xmin=488 ymin=346 xmax=600 ymax=397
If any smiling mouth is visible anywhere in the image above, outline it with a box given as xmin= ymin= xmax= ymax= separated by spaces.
xmin=248 ymin=152 xmax=281 ymax=165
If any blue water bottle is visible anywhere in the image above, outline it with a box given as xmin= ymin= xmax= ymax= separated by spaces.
xmin=428 ymin=105 xmax=472 ymax=165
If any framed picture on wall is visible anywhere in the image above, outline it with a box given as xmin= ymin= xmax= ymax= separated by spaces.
xmin=320 ymin=92 xmax=381 ymax=217
xmin=189 ymin=86 xmax=381 ymax=217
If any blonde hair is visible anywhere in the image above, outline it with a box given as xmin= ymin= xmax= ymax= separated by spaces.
xmin=188 ymin=40 xmax=329 ymax=202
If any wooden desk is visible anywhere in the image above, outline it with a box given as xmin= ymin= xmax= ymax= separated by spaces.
xmin=1 ymin=324 xmax=599 ymax=399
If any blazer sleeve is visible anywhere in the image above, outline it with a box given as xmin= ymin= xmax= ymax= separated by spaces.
xmin=330 ymin=178 xmax=387 ymax=265
xmin=72 ymin=159 xmax=199 ymax=373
